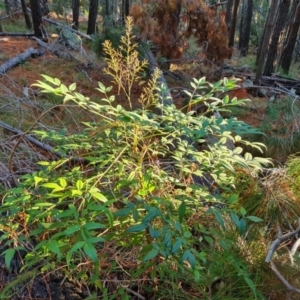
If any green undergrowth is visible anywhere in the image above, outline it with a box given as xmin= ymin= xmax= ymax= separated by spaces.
xmin=1 ymin=17 xmax=300 ymax=300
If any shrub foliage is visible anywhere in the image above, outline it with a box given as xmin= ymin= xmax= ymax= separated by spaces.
xmin=0 ymin=17 xmax=274 ymax=299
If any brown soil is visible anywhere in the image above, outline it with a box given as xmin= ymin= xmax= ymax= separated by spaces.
xmin=0 ymin=36 xmax=143 ymax=107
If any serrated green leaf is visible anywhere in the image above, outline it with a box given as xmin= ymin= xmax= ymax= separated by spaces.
xmin=34 ymin=176 xmax=43 ymax=186
xmin=213 ymin=209 xmax=225 ymax=229
xmin=231 ymin=212 xmax=240 ymax=228
xmin=2 ymin=248 xmax=15 ymax=271
xmin=171 ymin=239 xmax=182 ymax=254
xmin=69 ymin=82 xmax=76 ymax=92
xmin=143 ymin=248 xmax=159 ymax=261
xmin=178 ymin=201 xmax=186 ymax=223
xmin=46 ymin=240 xmax=61 ymax=260
xmin=188 ymin=252 xmax=196 ymax=269
xmin=83 ymin=242 xmax=98 ymax=263
xmin=63 ymin=225 xmax=80 ymax=235
xmin=76 ymin=180 xmax=84 ymax=190
xmin=83 ymin=222 xmax=106 ymax=230
xmin=67 ymin=241 xmax=85 ymax=266
xmin=149 ymin=227 xmax=161 ymax=238
xmin=42 ymin=183 xmax=64 ymax=192
xmin=126 ymin=223 xmax=147 ymax=233
xmin=142 ymin=209 xmax=159 ymax=223
xmin=246 ymin=216 xmax=263 ymax=222
xmin=114 ymin=207 xmax=133 ymax=217
xmin=59 ymin=178 xmax=67 ymax=188
xmin=89 ymin=188 xmax=107 ymax=202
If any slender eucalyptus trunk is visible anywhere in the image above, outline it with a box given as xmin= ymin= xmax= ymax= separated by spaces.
xmin=21 ymin=0 xmax=32 ymax=29
xmin=263 ymin=0 xmax=291 ymax=76
xmin=255 ymin=0 xmax=280 ymax=84
xmin=72 ymin=0 xmax=80 ymax=29
xmin=229 ymin=0 xmax=240 ymax=47
xmin=87 ymin=0 xmax=98 ymax=35
xmin=280 ymin=2 xmax=300 ymax=73
xmin=239 ymin=0 xmax=253 ymax=56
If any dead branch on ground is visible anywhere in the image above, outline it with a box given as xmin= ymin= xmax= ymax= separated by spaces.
xmin=0 ymin=32 xmax=34 ymax=37
xmin=0 ymin=47 xmax=44 ymax=74
xmin=266 ymin=221 xmax=300 ymax=295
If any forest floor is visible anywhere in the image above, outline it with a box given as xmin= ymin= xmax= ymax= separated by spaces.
xmin=1 ymin=29 xmax=300 ymax=298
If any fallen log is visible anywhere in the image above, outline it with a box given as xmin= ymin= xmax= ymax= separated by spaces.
xmin=0 ymin=32 xmax=35 ymax=37
xmin=24 ymin=7 xmax=93 ymax=41
xmin=41 ymin=17 xmax=92 ymax=41
xmin=31 ymin=36 xmax=69 ymax=58
xmin=0 ymin=47 xmax=45 ymax=74
xmin=0 ymin=120 xmax=88 ymax=164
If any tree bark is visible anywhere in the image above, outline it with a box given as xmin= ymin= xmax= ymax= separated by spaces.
xmin=263 ymin=0 xmax=290 ymax=76
xmin=87 ymin=0 xmax=98 ymax=35
xmin=40 ymin=0 xmax=49 ymax=16
xmin=280 ymin=2 xmax=300 ymax=74
xmin=29 ymin=0 xmax=46 ymax=40
xmin=42 ymin=16 xmax=92 ymax=40
xmin=228 ymin=0 xmax=240 ymax=47
xmin=255 ymin=0 xmax=280 ymax=84
xmin=72 ymin=0 xmax=80 ymax=29
xmin=225 ymin=0 xmax=234 ymax=36
xmin=20 ymin=0 xmax=32 ymax=29
xmin=121 ymin=0 xmax=130 ymax=24
xmin=239 ymin=0 xmax=253 ymax=56
xmin=0 ymin=48 xmax=44 ymax=74
xmin=4 ymin=0 xmax=10 ymax=14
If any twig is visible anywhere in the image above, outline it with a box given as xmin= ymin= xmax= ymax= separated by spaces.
xmin=265 ymin=220 xmax=300 ymax=296
xmin=113 ymin=277 xmax=146 ymax=300
xmin=0 ymin=10 xmax=22 ymax=20
xmin=270 ymin=260 xmax=300 ymax=294
xmin=266 ymin=220 xmax=300 ymax=263
xmin=290 ymin=238 xmax=300 ymax=265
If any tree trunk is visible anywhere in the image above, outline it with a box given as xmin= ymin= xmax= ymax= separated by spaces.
xmin=29 ymin=0 xmax=46 ymax=40
xmin=20 ymin=0 xmax=32 ymax=29
xmin=72 ymin=0 xmax=80 ymax=29
xmin=225 ymin=0 xmax=234 ymax=33
xmin=255 ymin=0 xmax=280 ymax=84
xmin=40 ymin=0 xmax=49 ymax=16
xmin=228 ymin=0 xmax=240 ymax=47
xmin=280 ymin=2 xmax=300 ymax=74
xmin=105 ymin=0 xmax=110 ymax=16
xmin=121 ymin=0 xmax=130 ymax=23
xmin=239 ymin=0 xmax=253 ymax=56
xmin=87 ymin=0 xmax=98 ymax=35
xmin=4 ymin=0 xmax=11 ymax=14
xmin=263 ymin=0 xmax=290 ymax=76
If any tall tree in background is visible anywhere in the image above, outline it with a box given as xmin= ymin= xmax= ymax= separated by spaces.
xmin=72 ymin=0 xmax=80 ymax=29
xmin=121 ymin=0 xmax=130 ymax=24
xmin=4 ymin=0 xmax=10 ymax=14
xmin=105 ymin=0 xmax=110 ymax=17
xmin=279 ymin=1 xmax=300 ymax=74
xmin=40 ymin=0 xmax=49 ymax=16
xmin=255 ymin=0 xmax=279 ymax=84
xmin=87 ymin=0 xmax=98 ymax=35
xmin=263 ymin=0 xmax=290 ymax=76
xmin=29 ymin=0 xmax=46 ymax=40
xmin=239 ymin=0 xmax=253 ymax=56
xmin=228 ymin=0 xmax=240 ymax=47
xmin=21 ymin=0 xmax=32 ymax=29
xmin=225 ymin=0 xmax=234 ymax=33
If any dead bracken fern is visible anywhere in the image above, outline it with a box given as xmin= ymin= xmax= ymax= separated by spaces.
xmin=130 ymin=0 xmax=232 ymax=78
